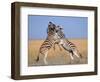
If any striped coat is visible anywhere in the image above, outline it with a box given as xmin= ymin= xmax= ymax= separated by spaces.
xmin=36 ymin=22 xmax=61 ymax=64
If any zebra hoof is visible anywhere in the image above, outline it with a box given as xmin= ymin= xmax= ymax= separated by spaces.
xmin=44 ymin=61 xmax=48 ymax=65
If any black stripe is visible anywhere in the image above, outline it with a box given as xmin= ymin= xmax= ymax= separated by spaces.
xmin=47 ymin=40 xmax=53 ymax=46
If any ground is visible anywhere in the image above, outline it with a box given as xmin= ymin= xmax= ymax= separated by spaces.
xmin=28 ymin=39 xmax=88 ymax=66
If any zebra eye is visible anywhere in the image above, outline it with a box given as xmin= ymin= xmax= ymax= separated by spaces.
xmin=56 ymin=30 xmax=58 ymax=32
xmin=60 ymin=28 xmax=63 ymax=30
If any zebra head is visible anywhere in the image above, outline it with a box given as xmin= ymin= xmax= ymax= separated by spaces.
xmin=55 ymin=25 xmax=65 ymax=38
xmin=47 ymin=22 xmax=57 ymax=34
xmin=55 ymin=25 xmax=63 ymax=32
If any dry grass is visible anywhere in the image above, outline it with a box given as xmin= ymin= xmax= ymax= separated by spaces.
xmin=28 ymin=39 xmax=88 ymax=66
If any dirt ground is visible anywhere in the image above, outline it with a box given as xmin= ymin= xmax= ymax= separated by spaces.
xmin=28 ymin=39 xmax=88 ymax=66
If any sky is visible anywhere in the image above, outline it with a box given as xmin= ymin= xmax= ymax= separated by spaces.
xmin=28 ymin=15 xmax=88 ymax=40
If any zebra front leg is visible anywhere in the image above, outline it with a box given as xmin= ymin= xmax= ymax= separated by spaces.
xmin=58 ymin=44 xmax=62 ymax=51
xmin=58 ymin=39 xmax=65 ymax=51
xmin=53 ymin=44 xmax=56 ymax=51
xmin=43 ymin=51 xmax=48 ymax=65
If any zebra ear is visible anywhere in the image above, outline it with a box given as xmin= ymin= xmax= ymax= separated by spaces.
xmin=48 ymin=22 xmax=54 ymax=27
xmin=57 ymin=25 xmax=63 ymax=30
xmin=49 ymin=22 xmax=52 ymax=25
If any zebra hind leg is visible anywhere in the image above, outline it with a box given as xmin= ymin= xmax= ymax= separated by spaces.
xmin=43 ymin=51 xmax=48 ymax=65
xmin=68 ymin=51 xmax=74 ymax=64
xmin=69 ymin=51 xmax=74 ymax=60
xmin=73 ymin=49 xmax=82 ymax=59
xmin=72 ymin=49 xmax=82 ymax=63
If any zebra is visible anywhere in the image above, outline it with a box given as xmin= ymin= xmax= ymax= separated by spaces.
xmin=36 ymin=22 xmax=61 ymax=64
xmin=51 ymin=25 xmax=82 ymax=61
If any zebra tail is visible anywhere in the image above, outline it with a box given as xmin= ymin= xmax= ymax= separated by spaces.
xmin=36 ymin=56 xmax=39 ymax=62
xmin=35 ymin=53 xmax=40 ymax=62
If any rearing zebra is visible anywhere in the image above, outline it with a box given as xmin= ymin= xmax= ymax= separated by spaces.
xmin=51 ymin=24 xmax=82 ymax=60
xmin=36 ymin=22 xmax=61 ymax=64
